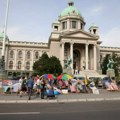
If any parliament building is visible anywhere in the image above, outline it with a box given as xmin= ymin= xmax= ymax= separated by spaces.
xmin=0 ymin=1 xmax=120 ymax=77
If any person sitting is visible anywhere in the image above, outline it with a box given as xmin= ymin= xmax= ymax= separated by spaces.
xmin=69 ymin=82 xmax=76 ymax=93
xmin=89 ymin=81 xmax=99 ymax=94
xmin=46 ymin=86 xmax=55 ymax=99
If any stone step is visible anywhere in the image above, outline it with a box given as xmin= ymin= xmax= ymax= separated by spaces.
xmin=74 ymin=70 xmax=100 ymax=78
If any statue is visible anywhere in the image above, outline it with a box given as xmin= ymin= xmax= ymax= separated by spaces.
xmin=64 ymin=56 xmax=72 ymax=68
xmin=107 ymin=57 xmax=114 ymax=70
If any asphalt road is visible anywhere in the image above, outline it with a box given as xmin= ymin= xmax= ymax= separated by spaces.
xmin=0 ymin=101 xmax=120 ymax=120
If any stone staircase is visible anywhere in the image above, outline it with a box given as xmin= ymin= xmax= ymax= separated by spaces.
xmin=74 ymin=70 xmax=100 ymax=78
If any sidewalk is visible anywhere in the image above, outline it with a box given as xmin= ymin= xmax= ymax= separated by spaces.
xmin=0 ymin=89 xmax=120 ymax=103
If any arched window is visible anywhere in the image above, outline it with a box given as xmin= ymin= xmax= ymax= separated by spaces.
xmin=18 ymin=51 xmax=22 ymax=58
xmin=17 ymin=61 xmax=22 ymax=70
xmin=26 ymin=61 xmax=30 ymax=70
xmin=9 ymin=61 xmax=13 ymax=69
xmin=26 ymin=51 xmax=31 ymax=59
xmin=10 ymin=50 xmax=14 ymax=58
xmin=35 ymin=51 xmax=39 ymax=59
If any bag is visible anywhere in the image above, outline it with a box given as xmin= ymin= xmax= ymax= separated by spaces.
xmin=49 ymin=89 xmax=54 ymax=96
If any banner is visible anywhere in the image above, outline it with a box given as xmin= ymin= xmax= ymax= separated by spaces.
xmin=2 ymin=80 xmax=19 ymax=86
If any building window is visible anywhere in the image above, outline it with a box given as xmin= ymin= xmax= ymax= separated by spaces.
xmin=54 ymin=26 xmax=58 ymax=31
xmin=81 ymin=23 xmax=83 ymax=30
xmin=18 ymin=51 xmax=22 ymax=59
xmin=71 ymin=21 xmax=77 ymax=29
xmin=93 ymin=29 xmax=96 ymax=34
xmin=35 ymin=51 xmax=39 ymax=59
xmin=17 ymin=61 xmax=22 ymax=70
xmin=9 ymin=61 xmax=13 ymax=69
xmin=62 ymin=21 xmax=67 ymax=30
xmin=26 ymin=51 xmax=31 ymax=59
xmin=26 ymin=61 xmax=30 ymax=70
xmin=10 ymin=50 xmax=14 ymax=58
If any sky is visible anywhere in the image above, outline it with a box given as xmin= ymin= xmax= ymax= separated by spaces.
xmin=0 ymin=0 xmax=120 ymax=47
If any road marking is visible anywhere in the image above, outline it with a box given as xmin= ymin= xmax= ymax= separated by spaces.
xmin=0 ymin=112 xmax=41 ymax=115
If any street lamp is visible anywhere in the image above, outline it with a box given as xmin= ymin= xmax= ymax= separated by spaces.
xmin=0 ymin=0 xmax=10 ymax=80
xmin=1 ymin=0 xmax=10 ymax=68
xmin=2 ymin=0 xmax=10 ymax=58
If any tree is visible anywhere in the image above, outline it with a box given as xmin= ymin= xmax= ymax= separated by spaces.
xmin=33 ymin=53 xmax=62 ymax=76
xmin=49 ymin=56 xmax=62 ymax=76
xmin=101 ymin=53 xmax=120 ymax=77
xmin=112 ymin=53 xmax=120 ymax=77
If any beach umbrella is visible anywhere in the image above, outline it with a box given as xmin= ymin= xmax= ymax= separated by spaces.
xmin=43 ymin=74 xmax=55 ymax=80
xmin=57 ymin=74 xmax=72 ymax=81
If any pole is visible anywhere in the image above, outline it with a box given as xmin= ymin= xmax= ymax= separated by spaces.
xmin=2 ymin=0 xmax=10 ymax=57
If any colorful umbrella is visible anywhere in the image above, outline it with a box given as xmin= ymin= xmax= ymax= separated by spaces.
xmin=57 ymin=74 xmax=72 ymax=81
xmin=43 ymin=74 xmax=55 ymax=80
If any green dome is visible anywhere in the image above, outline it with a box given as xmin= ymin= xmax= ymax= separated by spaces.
xmin=60 ymin=5 xmax=82 ymax=17
xmin=91 ymin=23 xmax=98 ymax=28
xmin=60 ymin=1 xmax=82 ymax=17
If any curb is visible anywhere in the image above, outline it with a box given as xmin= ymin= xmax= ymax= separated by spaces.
xmin=0 ymin=97 xmax=120 ymax=104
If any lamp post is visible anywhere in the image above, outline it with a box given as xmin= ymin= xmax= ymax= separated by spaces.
xmin=0 ymin=0 xmax=10 ymax=80
xmin=2 ymin=0 xmax=10 ymax=58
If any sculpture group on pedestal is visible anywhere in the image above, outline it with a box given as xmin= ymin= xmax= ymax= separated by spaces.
xmin=107 ymin=57 xmax=114 ymax=70
xmin=64 ymin=56 xmax=72 ymax=69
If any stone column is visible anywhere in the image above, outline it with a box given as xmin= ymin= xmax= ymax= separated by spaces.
xmin=94 ymin=44 xmax=97 ymax=71
xmin=85 ymin=43 xmax=89 ymax=70
xmin=70 ymin=42 xmax=74 ymax=69
xmin=61 ymin=42 xmax=65 ymax=68
xmin=67 ymin=19 xmax=70 ymax=30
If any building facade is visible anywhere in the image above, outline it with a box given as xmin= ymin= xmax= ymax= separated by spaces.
xmin=0 ymin=1 xmax=120 ymax=77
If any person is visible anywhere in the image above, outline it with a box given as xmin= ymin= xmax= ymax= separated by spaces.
xmin=20 ymin=76 xmax=27 ymax=97
xmin=75 ymin=69 xmax=78 ymax=75
xmin=36 ymin=76 xmax=41 ymax=95
xmin=18 ymin=77 xmax=23 ymax=93
xmin=89 ymin=81 xmax=99 ymax=94
xmin=26 ymin=75 xmax=34 ymax=100
xmin=8 ymin=81 xmax=13 ymax=94
xmin=75 ymin=80 xmax=82 ymax=93
xmin=40 ymin=79 xmax=46 ymax=99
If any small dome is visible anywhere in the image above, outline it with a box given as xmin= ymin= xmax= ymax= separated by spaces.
xmin=90 ymin=23 xmax=98 ymax=28
xmin=0 ymin=32 xmax=9 ymax=40
xmin=60 ymin=1 xmax=83 ymax=18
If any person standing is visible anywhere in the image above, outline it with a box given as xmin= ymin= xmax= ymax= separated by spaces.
xmin=20 ymin=76 xmax=27 ymax=97
xmin=40 ymin=79 xmax=45 ymax=99
xmin=26 ymin=75 xmax=34 ymax=100
xmin=36 ymin=76 xmax=41 ymax=95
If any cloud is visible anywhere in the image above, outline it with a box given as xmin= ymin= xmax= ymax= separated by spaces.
xmin=101 ymin=27 xmax=120 ymax=47
xmin=88 ymin=5 xmax=104 ymax=17
xmin=0 ymin=26 xmax=48 ymax=42
xmin=7 ymin=27 xmax=30 ymax=41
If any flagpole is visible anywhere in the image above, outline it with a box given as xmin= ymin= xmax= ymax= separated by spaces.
xmin=2 ymin=0 xmax=10 ymax=57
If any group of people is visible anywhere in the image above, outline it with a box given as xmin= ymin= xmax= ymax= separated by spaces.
xmin=5 ymin=74 xmax=119 ymax=100
xmin=18 ymin=75 xmax=61 ymax=100
xmin=103 ymin=77 xmax=119 ymax=91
